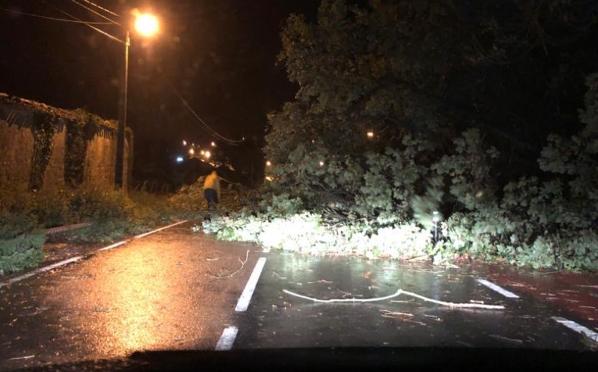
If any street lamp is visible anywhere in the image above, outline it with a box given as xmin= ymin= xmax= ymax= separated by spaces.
xmin=115 ymin=11 xmax=160 ymax=189
xmin=134 ymin=13 xmax=159 ymax=37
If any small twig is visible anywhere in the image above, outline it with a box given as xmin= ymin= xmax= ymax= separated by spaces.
xmin=489 ymin=334 xmax=524 ymax=344
xmin=9 ymin=355 xmax=35 ymax=360
xmin=380 ymin=310 xmax=414 ymax=318
xmin=209 ymin=250 xmax=249 ymax=279
xmin=283 ymin=288 xmax=505 ymax=310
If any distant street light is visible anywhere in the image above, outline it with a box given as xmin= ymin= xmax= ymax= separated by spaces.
xmin=182 ymin=140 xmax=187 ymax=146
xmin=367 ymin=130 xmax=374 ymax=139
xmin=319 ymin=160 xmax=324 ymax=167
xmin=188 ymin=148 xmax=195 ymax=156
xmin=115 ymin=11 xmax=160 ymax=189
xmin=176 ymin=156 xmax=184 ymax=163
xmin=204 ymin=150 xmax=212 ymax=159
xmin=266 ymin=160 xmax=272 ymax=167
xmin=210 ymin=141 xmax=217 ymax=147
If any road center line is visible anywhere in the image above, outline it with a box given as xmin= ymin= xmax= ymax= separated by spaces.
xmin=552 ymin=317 xmax=598 ymax=342
xmin=0 ymin=220 xmax=188 ymax=288
xmin=235 ymin=257 xmax=267 ymax=312
xmin=477 ymin=279 xmax=520 ymax=299
xmin=215 ymin=326 xmax=239 ymax=351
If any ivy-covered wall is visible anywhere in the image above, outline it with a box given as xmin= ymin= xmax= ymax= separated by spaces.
xmin=0 ymin=93 xmax=133 ymax=191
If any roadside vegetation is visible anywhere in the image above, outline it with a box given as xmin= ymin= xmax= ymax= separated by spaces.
xmin=203 ymin=0 xmax=598 ymax=271
xmin=0 ymin=177 xmax=250 ymax=276
xmin=0 ymin=186 xmax=184 ymax=275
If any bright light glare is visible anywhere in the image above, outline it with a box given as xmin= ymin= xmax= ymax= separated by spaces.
xmin=266 ymin=160 xmax=272 ymax=167
xmin=176 ymin=156 xmax=184 ymax=163
xmin=188 ymin=148 xmax=195 ymax=155
xmin=432 ymin=211 xmax=441 ymax=223
xmin=319 ymin=161 xmax=324 ymax=167
xmin=211 ymin=141 xmax=217 ymax=147
xmin=134 ymin=13 xmax=159 ymax=37
xmin=367 ymin=130 xmax=374 ymax=138
xmin=182 ymin=140 xmax=187 ymax=146
xmin=204 ymin=150 xmax=211 ymax=159
xmin=200 ymin=150 xmax=205 ymax=156
xmin=265 ymin=176 xmax=273 ymax=182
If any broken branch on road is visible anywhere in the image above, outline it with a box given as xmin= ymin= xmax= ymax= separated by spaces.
xmin=208 ymin=250 xmax=250 ymax=279
xmin=283 ymin=288 xmax=505 ymax=310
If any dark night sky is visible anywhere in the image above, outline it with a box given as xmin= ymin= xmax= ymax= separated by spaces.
xmin=0 ymin=0 xmax=319 ymax=184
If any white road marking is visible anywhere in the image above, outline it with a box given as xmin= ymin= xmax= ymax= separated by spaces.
xmin=0 ymin=256 xmax=83 ymax=288
xmin=215 ymin=326 xmax=239 ymax=351
xmin=552 ymin=317 xmax=598 ymax=342
xmin=0 ymin=220 xmax=188 ymax=288
xmin=235 ymin=257 xmax=267 ymax=312
xmin=97 ymin=240 xmax=127 ymax=252
xmin=133 ymin=220 xmax=188 ymax=239
xmin=477 ymin=279 xmax=520 ymax=299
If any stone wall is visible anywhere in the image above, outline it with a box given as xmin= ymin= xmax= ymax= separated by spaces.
xmin=0 ymin=93 xmax=132 ymax=191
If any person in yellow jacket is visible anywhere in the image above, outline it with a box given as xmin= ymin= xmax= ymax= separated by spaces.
xmin=203 ymin=170 xmax=221 ymax=211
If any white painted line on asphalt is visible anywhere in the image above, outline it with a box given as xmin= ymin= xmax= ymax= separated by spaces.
xmin=235 ymin=257 xmax=267 ymax=312
xmin=0 ymin=220 xmax=188 ymax=289
xmin=215 ymin=326 xmax=239 ymax=351
xmin=97 ymin=240 xmax=127 ymax=252
xmin=0 ymin=256 xmax=83 ymax=288
xmin=477 ymin=279 xmax=520 ymax=299
xmin=133 ymin=220 xmax=188 ymax=239
xmin=552 ymin=317 xmax=598 ymax=342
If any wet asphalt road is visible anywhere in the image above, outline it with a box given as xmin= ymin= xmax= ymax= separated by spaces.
xmin=0 ymin=222 xmax=595 ymax=369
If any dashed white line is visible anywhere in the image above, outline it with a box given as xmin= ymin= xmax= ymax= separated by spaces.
xmin=477 ymin=279 xmax=520 ymax=299
xmin=0 ymin=220 xmax=188 ymax=288
xmin=235 ymin=257 xmax=267 ymax=312
xmin=552 ymin=317 xmax=598 ymax=342
xmin=215 ymin=326 xmax=239 ymax=351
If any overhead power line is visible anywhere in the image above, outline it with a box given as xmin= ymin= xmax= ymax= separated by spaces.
xmin=70 ymin=0 xmax=120 ymax=25
xmin=0 ymin=7 xmax=114 ymax=25
xmin=56 ymin=7 xmax=124 ymax=44
xmin=169 ymin=83 xmax=244 ymax=145
xmin=79 ymin=0 xmax=120 ymax=18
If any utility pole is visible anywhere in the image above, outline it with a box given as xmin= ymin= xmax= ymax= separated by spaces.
xmin=115 ymin=31 xmax=130 ymax=189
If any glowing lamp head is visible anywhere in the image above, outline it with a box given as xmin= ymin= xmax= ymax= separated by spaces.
xmin=188 ymin=148 xmax=195 ymax=156
xmin=319 ymin=160 xmax=324 ymax=167
xmin=266 ymin=160 xmax=272 ymax=167
xmin=265 ymin=176 xmax=273 ymax=182
xmin=367 ymin=130 xmax=374 ymax=138
xmin=176 ymin=156 xmax=184 ymax=163
xmin=182 ymin=140 xmax=187 ymax=146
xmin=211 ymin=141 xmax=217 ymax=147
xmin=432 ymin=211 xmax=441 ymax=223
xmin=134 ymin=13 xmax=159 ymax=37
xmin=204 ymin=150 xmax=211 ymax=159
